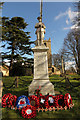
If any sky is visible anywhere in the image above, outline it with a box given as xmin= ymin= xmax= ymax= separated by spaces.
xmin=2 ymin=1 xmax=78 ymax=60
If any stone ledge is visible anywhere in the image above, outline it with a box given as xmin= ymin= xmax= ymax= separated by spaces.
xmin=32 ymin=46 xmax=49 ymax=52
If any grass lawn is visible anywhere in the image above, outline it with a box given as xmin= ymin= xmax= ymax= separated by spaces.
xmin=2 ymin=74 xmax=80 ymax=120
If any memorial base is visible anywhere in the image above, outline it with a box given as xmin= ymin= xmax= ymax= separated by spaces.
xmin=28 ymin=46 xmax=55 ymax=96
xmin=29 ymin=79 xmax=55 ymax=96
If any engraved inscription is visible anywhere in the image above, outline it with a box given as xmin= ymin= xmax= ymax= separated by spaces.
xmin=34 ymin=51 xmax=48 ymax=79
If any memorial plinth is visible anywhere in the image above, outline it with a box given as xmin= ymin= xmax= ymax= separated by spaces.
xmin=29 ymin=46 xmax=55 ymax=95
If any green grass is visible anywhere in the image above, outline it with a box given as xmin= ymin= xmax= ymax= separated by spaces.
xmin=2 ymin=74 xmax=80 ymax=119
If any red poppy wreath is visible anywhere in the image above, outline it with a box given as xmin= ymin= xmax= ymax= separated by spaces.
xmin=21 ymin=105 xmax=36 ymax=119
xmin=55 ymin=95 xmax=64 ymax=108
xmin=7 ymin=95 xmax=17 ymax=108
xmin=28 ymin=95 xmax=39 ymax=108
xmin=39 ymin=95 xmax=46 ymax=109
xmin=2 ymin=93 xmax=12 ymax=108
xmin=45 ymin=95 xmax=55 ymax=108
xmin=64 ymin=93 xmax=72 ymax=107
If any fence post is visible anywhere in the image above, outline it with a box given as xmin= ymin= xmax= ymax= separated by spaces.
xmin=15 ymin=76 xmax=18 ymax=88
xmin=65 ymin=76 xmax=70 ymax=88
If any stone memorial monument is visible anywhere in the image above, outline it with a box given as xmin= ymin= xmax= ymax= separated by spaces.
xmin=29 ymin=0 xmax=55 ymax=95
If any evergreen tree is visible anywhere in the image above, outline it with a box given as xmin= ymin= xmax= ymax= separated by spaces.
xmin=2 ymin=17 xmax=33 ymax=76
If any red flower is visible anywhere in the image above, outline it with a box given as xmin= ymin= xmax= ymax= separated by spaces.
xmin=60 ymin=106 xmax=63 ymax=110
xmin=41 ymin=107 xmax=44 ymax=112
xmin=15 ymin=107 xmax=17 ymax=110
xmin=21 ymin=105 xmax=36 ymax=119
xmin=53 ymin=107 xmax=55 ymax=111
xmin=34 ymin=86 xmax=42 ymax=97
xmin=39 ymin=93 xmax=42 ymax=96
xmin=49 ymin=107 xmax=52 ymax=111
xmin=57 ymin=106 xmax=59 ymax=110
xmin=37 ymin=107 xmax=41 ymax=112
xmin=64 ymin=106 xmax=67 ymax=110
xmin=39 ymin=86 xmax=41 ymax=89
xmin=45 ymin=107 xmax=48 ymax=112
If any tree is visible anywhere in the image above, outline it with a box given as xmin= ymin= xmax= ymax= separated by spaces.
xmin=63 ymin=29 xmax=80 ymax=74
xmin=52 ymin=49 xmax=66 ymax=74
xmin=52 ymin=54 xmax=62 ymax=71
xmin=74 ymin=1 xmax=80 ymax=74
xmin=65 ymin=66 xmax=76 ymax=74
xmin=12 ymin=62 xmax=26 ymax=76
xmin=2 ymin=17 xmax=33 ymax=76
xmin=63 ymin=2 xmax=80 ymax=74
xmin=0 ymin=2 xmax=4 ymax=39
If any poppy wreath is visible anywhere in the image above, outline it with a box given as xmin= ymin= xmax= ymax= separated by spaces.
xmin=64 ymin=93 xmax=72 ymax=107
xmin=16 ymin=95 xmax=30 ymax=109
xmin=45 ymin=95 xmax=55 ymax=108
xmin=39 ymin=95 xmax=46 ymax=109
xmin=21 ymin=105 xmax=36 ymax=119
xmin=28 ymin=95 xmax=39 ymax=108
xmin=55 ymin=95 xmax=64 ymax=108
xmin=2 ymin=93 xmax=12 ymax=108
xmin=7 ymin=95 xmax=17 ymax=108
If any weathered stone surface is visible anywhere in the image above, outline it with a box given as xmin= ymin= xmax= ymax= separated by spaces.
xmin=29 ymin=46 xmax=55 ymax=95
xmin=33 ymin=46 xmax=49 ymax=80
xmin=29 ymin=79 xmax=55 ymax=95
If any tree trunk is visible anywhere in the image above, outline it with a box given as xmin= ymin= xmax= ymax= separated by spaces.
xmin=61 ymin=55 xmax=64 ymax=74
xmin=77 ymin=42 xmax=80 ymax=74
xmin=15 ymin=76 xmax=18 ymax=88
xmin=9 ymin=57 xmax=13 ymax=76
xmin=9 ymin=42 xmax=15 ymax=76
xmin=75 ymin=36 xmax=80 ymax=74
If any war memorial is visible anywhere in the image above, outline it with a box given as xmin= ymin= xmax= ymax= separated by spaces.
xmin=29 ymin=0 xmax=55 ymax=96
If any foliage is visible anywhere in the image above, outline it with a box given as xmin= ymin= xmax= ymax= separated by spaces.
xmin=2 ymin=17 xmax=34 ymax=76
xmin=11 ymin=62 xmax=26 ymax=76
xmin=11 ymin=60 xmax=33 ymax=76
